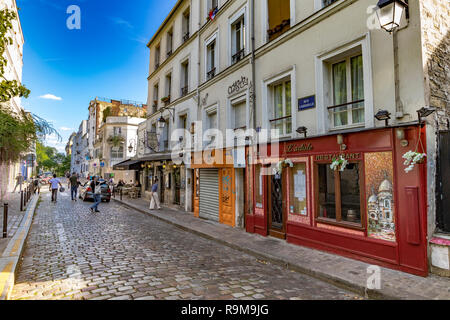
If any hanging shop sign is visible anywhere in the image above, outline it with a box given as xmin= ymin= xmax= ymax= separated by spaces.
xmin=298 ymin=95 xmax=315 ymax=111
xmin=228 ymin=76 xmax=249 ymax=96
xmin=286 ymin=143 xmax=314 ymax=153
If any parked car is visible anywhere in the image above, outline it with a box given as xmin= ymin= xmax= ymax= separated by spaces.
xmin=79 ymin=181 xmax=111 ymax=202
xmin=40 ymin=173 xmax=53 ymax=185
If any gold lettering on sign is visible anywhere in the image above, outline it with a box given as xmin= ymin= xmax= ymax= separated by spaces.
xmin=286 ymin=143 xmax=314 ymax=153
xmin=315 ymin=153 xmax=361 ymax=161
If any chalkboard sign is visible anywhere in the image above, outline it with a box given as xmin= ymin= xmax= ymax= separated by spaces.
xmin=298 ymin=95 xmax=315 ymax=111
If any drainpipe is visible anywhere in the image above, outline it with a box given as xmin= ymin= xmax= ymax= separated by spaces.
xmin=393 ymin=28 xmax=404 ymax=119
xmin=249 ymin=0 xmax=256 ymax=216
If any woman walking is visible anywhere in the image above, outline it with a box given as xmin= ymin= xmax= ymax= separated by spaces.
xmin=149 ymin=177 xmax=161 ymax=210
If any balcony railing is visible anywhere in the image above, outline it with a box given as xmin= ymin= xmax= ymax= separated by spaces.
xmin=181 ymin=86 xmax=189 ymax=97
xmin=183 ymin=32 xmax=190 ymax=43
xmin=232 ymin=48 xmax=245 ymax=64
xmin=267 ymin=19 xmax=291 ymax=41
xmin=155 ymin=62 xmax=160 ymax=70
xmin=327 ymin=99 xmax=365 ymax=128
xmin=270 ymin=115 xmax=292 ymax=136
xmin=167 ymin=50 xmax=172 ymax=58
xmin=207 ymin=68 xmax=216 ymax=80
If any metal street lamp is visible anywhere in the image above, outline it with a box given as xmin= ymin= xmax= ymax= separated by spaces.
xmin=158 ymin=115 xmax=166 ymax=129
xmin=376 ymin=0 xmax=408 ymax=33
xmin=375 ymin=109 xmax=392 ymax=126
xmin=417 ymin=107 xmax=436 ymax=126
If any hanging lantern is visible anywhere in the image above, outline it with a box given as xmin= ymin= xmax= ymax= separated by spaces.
xmin=376 ymin=0 xmax=408 ymax=33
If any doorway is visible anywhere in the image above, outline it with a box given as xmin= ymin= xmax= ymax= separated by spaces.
xmin=267 ymin=172 xmax=286 ymax=239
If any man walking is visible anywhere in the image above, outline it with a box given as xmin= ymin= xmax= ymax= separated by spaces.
xmin=49 ymin=174 xmax=62 ymax=203
xmin=89 ymin=176 xmax=102 ymax=213
xmin=149 ymin=177 xmax=161 ymax=210
xmin=12 ymin=172 xmax=24 ymax=193
xmin=69 ymin=172 xmax=79 ymax=201
xmin=33 ymin=176 xmax=40 ymax=194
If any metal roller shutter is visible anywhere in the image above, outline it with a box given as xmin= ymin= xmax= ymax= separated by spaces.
xmin=199 ymin=169 xmax=219 ymax=222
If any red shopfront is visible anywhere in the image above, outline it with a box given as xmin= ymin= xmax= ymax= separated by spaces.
xmin=246 ymin=125 xmax=429 ymax=276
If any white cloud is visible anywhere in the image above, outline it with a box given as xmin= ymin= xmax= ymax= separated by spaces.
xmin=39 ymin=94 xmax=62 ymax=101
xmin=60 ymin=127 xmax=75 ymax=132
xmin=44 ymin=134 xmax=66 ymax=153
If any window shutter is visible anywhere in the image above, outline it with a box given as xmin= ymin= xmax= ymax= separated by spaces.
xmin=233 ymin=101 xmax=246 ymax=129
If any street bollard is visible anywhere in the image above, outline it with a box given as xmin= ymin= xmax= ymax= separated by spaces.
xmin=120 ymin=188 xmax=122 ymax=201
xmin=20 ymin=190 xmax=23 ymax=211
xmin=113 ymin=187 xmax=115 ymax=199
xmin=3 ymin=203 xmax=8 ymax=238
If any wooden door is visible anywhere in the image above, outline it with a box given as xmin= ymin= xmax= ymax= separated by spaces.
xmin=267 ymin=171 xmax=286 ymax=239
xmin=219 ymin=168 xmax=235 ymax=227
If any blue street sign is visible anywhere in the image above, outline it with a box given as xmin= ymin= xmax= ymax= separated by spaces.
xmin=298 ymin=95 xmax=315 ymax=111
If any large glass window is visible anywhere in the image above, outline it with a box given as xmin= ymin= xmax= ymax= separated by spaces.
xmin=231 ymin=16 xmax=245 ymax=64
xmin=268 ymin=0 xmax=290 ymax=41
xmin=207 ymin=40 xmax=216 ymax=79
xmin=270 ymin=80 xmax=292 ymax=136
xmin=233 ymin=101 xmax=246 ymax=130
xmin=330 ymin=54 xmax=364 ymax=128
xmin=255 ymin=164 xmax=263 ymax=208
xmin=317 ymin=162 xmax=362 ymax=226
xmin=110 ymin=146 xmax=124 ymax=159
xmin=289 ymin=163 xmax=307 ymax=215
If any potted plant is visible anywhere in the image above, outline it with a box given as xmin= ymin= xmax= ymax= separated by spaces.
xmin=403 ymin=127 xmax=427 ymax=173
xmin=107 ymin=135 xmax=125 ymax=147
xmin=161 ymin=96 xmax=170 ymax=104
xmin=330 ymin=155 xmax=348 ymax=172
xmin=402 ymin=151 xmax=426 ymax=173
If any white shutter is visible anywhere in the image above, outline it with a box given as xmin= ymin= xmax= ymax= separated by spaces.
xmin=199 ymin=169 xmax=219 ymax=221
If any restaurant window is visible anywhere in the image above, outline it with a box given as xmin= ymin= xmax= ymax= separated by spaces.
xmin=330 ymin=54 xmax=364 ymax=128
xmin=255 ymin=164 xmax=263 ymax=208
xmin=270 ymin=80 xmax=292 ymax=136
xmin=268 ymin=0 xmax=290 ymax=41
xmin=316 ymin=162 xmax=363 ymax=227
xmin=289 ymin=163 xmax=307 ymax=215
xmin=231 ymin=15 xmax=245 ymax=64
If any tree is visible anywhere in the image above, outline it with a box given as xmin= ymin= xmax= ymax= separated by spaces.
xmin=0 ymin=8 xmax=30 ymax=102
xmin=0 ymin=8 xmax=61 ymax=165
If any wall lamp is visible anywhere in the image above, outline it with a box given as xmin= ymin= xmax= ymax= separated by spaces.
xmin=376 ymin=0 xmax=409 ymax=33
xmin=396 ymin=128 xmax=409 ymax=147
xmin=375 ymin=110 xmax=392 ymax=126
xmin=157 ymin=107 xmax=175 ymax=129
xmin=417 ymin=107 xmax=436 ymax=126
xmin=337 ymin=134 xmax=347 ymax=151
xmin=296 ymin=126 xmax=308 ymax=138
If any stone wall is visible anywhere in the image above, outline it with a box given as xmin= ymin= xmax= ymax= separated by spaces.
xmin=420 ymin=0 xmax=450 ymax=121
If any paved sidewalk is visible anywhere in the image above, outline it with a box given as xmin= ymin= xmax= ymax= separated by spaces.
xmin=0 ymin=190 xmax=37 ymax=254
xmin=0 ymin=191 xmax=39 ymax=300
xmin=113 ymin=196 xmax=450 ymax=300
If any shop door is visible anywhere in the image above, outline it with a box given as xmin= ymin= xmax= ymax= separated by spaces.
xmin=193 ymin=169 xmax=199 ymax=217
xmin=158 ymin=166 xmax=165 ymax=203
xmin=174 ymin=168 xmax=181 ymax=205
xmin=219 ymin=168 xmax=235 ymax=227
xmin=199 ymin=169 xmax=220 ymax=222
xmin=267 ymin=172 xmax=286 ymax=239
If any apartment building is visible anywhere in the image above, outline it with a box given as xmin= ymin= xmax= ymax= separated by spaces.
xmin=70 ymin=120 xmax=88 ymax=176
xmin=0 ymin=0 xmax=33 ymax=190
xmin=87 ymin=98 xmax=147 ymax=178
xmin=126 ymin=0 xmax=449 ymax=276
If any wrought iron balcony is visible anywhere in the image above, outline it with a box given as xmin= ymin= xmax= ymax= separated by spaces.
xmin=167 ymin=50 xmax=172 ymax=58
xmin=207 ymin=68 xmax=216 ymax=80
xmin=232 ymin=48 xmax=245 ymax=64
xmin=183 ymin=32 xmax=190 ymax=43
xmin=181 ymin=86 xmax=189 ymax=97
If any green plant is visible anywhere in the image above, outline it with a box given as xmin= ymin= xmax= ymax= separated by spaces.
xmin=102 ymin=106 xmax=112 ymax=123
xmin=107 ymin=135 xmax=125 ymax=147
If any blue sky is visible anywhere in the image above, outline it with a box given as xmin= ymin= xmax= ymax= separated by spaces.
xmin=17 ymin=0 xmax=177 ymax=152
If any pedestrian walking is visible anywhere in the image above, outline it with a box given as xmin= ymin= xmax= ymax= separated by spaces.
xmin=89 ymin=176 xmax=102 ymax=213
xmin=68 ymin=172 xmax=79 ymax=201
xmin=33 ymin=176 xmax=40 ymax=194
xmin=149 ymin=177 xmax=161 ymax=210
xmin=49 ymin=174 xmax=62 ymax=203
xmin=12 ymin=172 xmax=24 ymax=193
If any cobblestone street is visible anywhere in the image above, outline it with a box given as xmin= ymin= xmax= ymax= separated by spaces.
xmin=10 ymin=190 xmax=363 ymax=300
